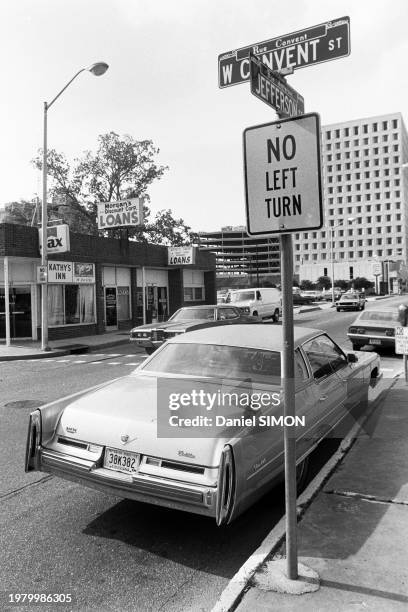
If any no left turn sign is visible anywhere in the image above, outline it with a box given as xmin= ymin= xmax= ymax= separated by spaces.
xmin=243 ymin=112 xmax=323 ymax=235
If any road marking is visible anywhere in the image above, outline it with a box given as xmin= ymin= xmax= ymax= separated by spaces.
xmin=106 ymin=361 xmax=122 ymax=365
xmin=71 ymin=360 xmax=87 ymax=364
xmin=55 ymin=359 xmax=71 ymax=362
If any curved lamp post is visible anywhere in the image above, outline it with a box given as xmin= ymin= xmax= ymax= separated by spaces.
xmin=329 ymin=216 xmax=355 ymax=304
xmin=41 ymin=62 xmax=109 ymax=350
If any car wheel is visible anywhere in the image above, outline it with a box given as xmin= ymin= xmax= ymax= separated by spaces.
xmin=272 ymin=309 xmax=279 ymax=323
xmin=145 ymin=347 xmax=155 ymax=355
xmin=352 ymin=344 xmax=360 ymax=351
xmin=252 ymin=311 xmax=258 ymax=318
xmin=296 ymin=456 xmax=310 ymax=493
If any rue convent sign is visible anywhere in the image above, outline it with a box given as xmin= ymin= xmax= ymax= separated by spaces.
xmin=243 ymin=113 xmax=323 ymax=235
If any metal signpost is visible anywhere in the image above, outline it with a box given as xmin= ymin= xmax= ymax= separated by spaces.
xmin=243 ymin=113 xmax=323 ymax=579
xmin=249 ymin=54 xmax=305 ymax=118
xmin=219 ymin=17 xmax=349 ymax=583
xmin=219 ymin=16 xmax=350 ymax=88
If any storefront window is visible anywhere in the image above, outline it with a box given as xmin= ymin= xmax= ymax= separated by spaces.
xmin=48 ymin=286 xmax=64 ymax=325
xmin=47 ymin=284 xmax=95 ymax=325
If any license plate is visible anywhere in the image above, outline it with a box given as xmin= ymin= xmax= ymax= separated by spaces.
xmin=104 ymin=447 xmax=140 ymax=474
xmin=369 ymin=339 xmax=382 ymax=345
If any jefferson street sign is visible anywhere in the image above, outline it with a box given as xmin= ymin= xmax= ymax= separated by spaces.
xmin=243 ymin=113 xmax=323 ymax=235
xmin=219 ymin=16 xmax=350 ymax=88
xmin=250 ymin=54 xmax=304 ymax=118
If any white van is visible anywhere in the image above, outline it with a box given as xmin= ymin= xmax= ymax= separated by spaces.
xmin=228 ymin=287 xmax=281 ymax=321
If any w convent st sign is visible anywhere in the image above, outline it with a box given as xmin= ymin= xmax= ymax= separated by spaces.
xmin=218 ymin=17 xmax=350 ymax=88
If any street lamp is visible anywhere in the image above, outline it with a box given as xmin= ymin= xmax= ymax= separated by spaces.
xmin=329 ymin=216 xmax=355 ymax=304
xmin=41 ymin=62 xmax=108 ymax=351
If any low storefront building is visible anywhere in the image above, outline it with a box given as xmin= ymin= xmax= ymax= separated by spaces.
xmin=0 ymin=224 xmax=215 ymax=341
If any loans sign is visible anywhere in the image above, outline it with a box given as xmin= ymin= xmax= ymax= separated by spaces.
xmin=97 ymin=198 xmax=144 ymax=229
xmin=243 ymin=113 xmax=323 ymax=235
xmin=219 ymin=16 xmax=350 ymax=88
xmin=168 ymin=246 xmax=195 ymax=265
xmin=250 ymin=54 xmax=304 ymax=118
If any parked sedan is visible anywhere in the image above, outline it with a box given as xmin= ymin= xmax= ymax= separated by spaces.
xmin=336 ymin=292 xmax=366 ymax=312
xmin=130 ymin=305 xmax=259 ymax=354
xmin=347 ymin=307 xmax=403 ymax=351
xmin=26 ymin=325 xmax=380 ymax=526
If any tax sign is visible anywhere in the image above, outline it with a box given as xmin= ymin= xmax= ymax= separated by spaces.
xmin=219 ymin=17 xmax=350 ymax=88
xmin=243 ymin=113 xmax=323 ymax=235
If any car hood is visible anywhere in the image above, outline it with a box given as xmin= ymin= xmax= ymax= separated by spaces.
xmin=55 ymin=373 xmax=277 ymax=467
xmin=131 ymin=319 xmax=208 ymax=332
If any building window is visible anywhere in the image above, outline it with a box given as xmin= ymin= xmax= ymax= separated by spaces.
xmin=372 ymin=123 xmax=378 ymax=132
xmin=382 ymin=121 xmax=388 ymax=130
xmin=48 ymin=284 xmax=95 ymax=326
xmin=326 ymin=130 xmax=331 ymax=139
xmin=392 ymin=119 xmax=398 ymax=129
xmin=354 ymin=126 xmax=359 ymax=135
xmin=184 ymin=287 xmax=205 ymax=301
xmin=363 ymin=125 xmax=368 ymax=134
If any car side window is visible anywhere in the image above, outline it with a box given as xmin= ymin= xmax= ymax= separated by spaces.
xmin=218 ymin=308 xmax=239 ymax=321
xmin=302 ymin=335 xmax=347 ymax=380
xmin=256 ymin=291 xmax=261 ymax=300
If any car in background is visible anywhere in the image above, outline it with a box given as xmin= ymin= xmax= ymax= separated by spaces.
xmin=336 ymin=292 xmax=366 ymax=312
xmin=322 ymin=288 xmax=343 ymax=301
xmin=26 ymin=325 xmax=380 ymax=526
xmin=292 ymin=288 xmax=315 ymax=305
xmin=229 ymin=287 xmax=281 ymax=321
xmin=129 ymin=304 xmax=259 ymax=354
xmin=300 ymin=290 xmax=324 ymax=301
xmin=347 ymin=306 xmax=404 ymax=351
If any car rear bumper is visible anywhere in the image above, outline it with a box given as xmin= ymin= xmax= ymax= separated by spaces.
xmin=347 ymin=333 xmax=395 ymax=348
xmin=38 ymin=447 xmax=217 ymax=518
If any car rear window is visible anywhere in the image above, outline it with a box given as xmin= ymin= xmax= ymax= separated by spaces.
xmin=230 ymin=291 xmax=255 ymax=303
xmin=359 ymin=311 xmax=399 ymax=322
xmin=141 ymin=343 xmax=281 ymax=382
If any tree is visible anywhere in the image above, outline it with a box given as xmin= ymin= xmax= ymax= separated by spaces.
xmin=300 ymin=279 xmax=315 ymax=290
xmin=30 ymin=132 xmax=197 ymax=244
xmin=1 ymin=200 xmax=39 ymax=225
xmin=352 ymin=277 xmax=374 ymax=291
xmin=334 ymin=279 xmax=349 ymax=291
xmin=316 ymin=275 xmax=332 ymax=290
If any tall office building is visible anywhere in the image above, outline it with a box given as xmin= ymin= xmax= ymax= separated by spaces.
xmin=295 ymin=112 xmax=408 ymax=287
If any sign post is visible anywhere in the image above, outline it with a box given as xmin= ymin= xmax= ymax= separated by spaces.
xmin=221 ymin=17 xmax=349 ymax=584
xmin=244 ymin=112 xmax=323 ymax=580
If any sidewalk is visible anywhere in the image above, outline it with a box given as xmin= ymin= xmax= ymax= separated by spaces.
xmin=232 ymin=377 xmax=408 ymax=611
xmin=0 ymin=329 xmax=143 ymax=361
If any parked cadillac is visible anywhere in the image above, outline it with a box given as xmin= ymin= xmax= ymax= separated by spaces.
xmin=129 ymin=304 xmax=259 ymax=354
xmin=26 ymin=326 xmax=380 ymax=526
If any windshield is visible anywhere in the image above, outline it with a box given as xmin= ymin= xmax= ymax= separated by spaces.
xmin=230 ymin=291 xmax=255 ymax=303
xmin=359 ymin=311 xmax=399 ymax=322
xmin=169 ymin=308 xmax=215 ymax=321
xmin=341 ymin=293 xmax=359 ymax=299
xmin=141 ymin=343 xmax=281 ymax=383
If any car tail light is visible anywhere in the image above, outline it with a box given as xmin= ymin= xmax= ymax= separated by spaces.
xmin=349 ymin=327 xmax=357 ymax=333
xmin=357 ymin=328 xmax=366 ymax=334
xmin=385 ymin=329 xmax=395 ymax=336
xmin=216 ymin=446 xmax=235 ymax=526
xmin=25 ymin=410 xmax=42 ymax=472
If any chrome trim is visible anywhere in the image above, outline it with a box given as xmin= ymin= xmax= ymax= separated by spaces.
xmin=39 ymin=448 xmax=212 ymax=507
xmin=25 ymin=410 xmax=41 ymax=472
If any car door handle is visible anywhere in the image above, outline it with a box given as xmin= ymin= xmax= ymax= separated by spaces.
xmin=319 ymin=395 xmax=328 ymax=402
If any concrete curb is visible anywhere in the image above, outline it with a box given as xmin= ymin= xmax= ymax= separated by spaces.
xmin=0 ymin=337 xmax=136 ymax=362
xmin=211 ymin=376 xmax=398 ymax=612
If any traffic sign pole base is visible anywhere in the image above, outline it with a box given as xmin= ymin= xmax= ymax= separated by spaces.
xmin=255 ymin=559 xmax=320 ymax=595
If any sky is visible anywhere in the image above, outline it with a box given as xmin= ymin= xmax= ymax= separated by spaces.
xmin=2 ymin=0 xmax=408 ymax=232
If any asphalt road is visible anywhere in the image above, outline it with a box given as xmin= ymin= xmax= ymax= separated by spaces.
xmin=0 ymin=297 xmax=404 ymax=612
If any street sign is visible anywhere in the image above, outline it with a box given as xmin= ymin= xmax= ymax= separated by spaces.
xmin=372 ymin=262 xmax=382 ymax=276
xmin=249 ymin=54 xmax=304 ymax=118
xmin=218 ymin=16 xmax=350 ymax=88
xmin=395 ymin=327 xmax=408 ymax=354
xmin=243 ymin=112 xmax=323 ymax=235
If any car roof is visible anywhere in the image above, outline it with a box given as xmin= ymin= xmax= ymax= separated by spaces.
xmin=167 ymin=324 xmax=322 ymax=351
xmin=177 ymin=304 xmax=219 ymax=310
